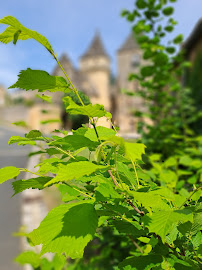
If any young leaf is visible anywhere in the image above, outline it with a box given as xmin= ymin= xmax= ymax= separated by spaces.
xmin=63 ymin=96 xmax=112 ymax=118
xmin=36 ymin=94 xmax=52 ymax=103
xmin=26 ymin=130 xmax=42 ymax=138
xmin=28 ymin=201 xmax=98 ymax=259
xmin=12 ymin=177 xmax=52 ymax=196
xmin=0 ymin=16 xmax=53 ymax=52
xmin=9 ymin=69 xmax=69 ymax=92
xmin=0 ymin=166 xmax=20 ymax=184
xmin=124 ymin=142 xmax=146 ymax=161
xmin=45 ymin=161 xmax=109 ymax=186
xmin=15 ymin=251 xmax=41 ymax=268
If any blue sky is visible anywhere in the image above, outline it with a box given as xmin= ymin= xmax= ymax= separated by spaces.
xmin=0 ymin=0 xmax=201 ymax=88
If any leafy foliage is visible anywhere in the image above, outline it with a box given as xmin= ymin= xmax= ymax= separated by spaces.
xmin=0 ymin=7 xmax=201 ymax=270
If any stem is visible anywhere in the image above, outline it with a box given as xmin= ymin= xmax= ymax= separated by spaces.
xmin=128 ymin=235 xmax=143 ymax=253
xmin=53 ymin=54 xmax=85 ymax=106
xmin=108 ymin=169 xmax=119 ymax=187
xmin=20 ymin=168 xmax=44 ymax=177
xmin=131 ymin=159 xmax=140 ymax=188
xmin=179 ymin=186 xmax=202 ymax=209
xmin=127 ymin=199 xmax=144 ymax=216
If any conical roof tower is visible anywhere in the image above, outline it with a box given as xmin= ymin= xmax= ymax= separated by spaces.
xmin=81 ymin=32 xmax=109 ymax=59
xmin=118 ymin=32 xmax=139 ymax=52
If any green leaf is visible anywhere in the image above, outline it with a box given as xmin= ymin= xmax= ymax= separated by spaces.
xmin=0 ymin=166 xmax=20 ymax=184
xmin=8 ymin=135 xmax=36 ymax=146
xmin=15 ymin=251 xmax=41 ymax=268
xmin=131 ymin=191 xmax=170 ymax=211
xmin=28 ymin=201 xmax=98 ymax=259
xmin=45 ymin=161 xmax=108 ymax=186
xmin=0 ymin=16 xmax=53 ymax=52
xmin=26 ymin=130 xmax=42 ymax=139
xmin=144 ymin=208 xmax=193 ymax=242
xmin=74 ymin=126 xmax=116 ymax=141
xmin=58 ymin=184 xmax=80 ymax=202
xmin=124 ymin=142 xmax=146 ymax=161
xmin=119 ymin=254 xmax=163 ymax=270
xmin=95 ymin=182 xmax=122 ymax=202
xmin=36 ymin=94 xmax=52 ymax=103
xmin=12 ymin=177 xmax=52 ymax=196
xmin=12 ymin=121 xmax=27 ymax=127
xmin=162 ymin=7 xmax=174 ymax=16
xmin=9 ymin=69 xmax=69 ymax=92
xmin=113 ymin=220 xmax=143 ymax=236
xmin=173 ymin=34 xmax=183 ymax=44
xmin=63 ymin=96 xmax=112 ymax=118
xmin=49 ymin=134 xmax=98 ymax=151
xmin=117 ymin=162 xmax=137 ymax=187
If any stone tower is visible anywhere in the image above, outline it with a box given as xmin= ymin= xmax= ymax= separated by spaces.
xmin=117 ymin=32 xmax=144 ymax=132
xmin=80 ymin=33 xmax=111 ymax=112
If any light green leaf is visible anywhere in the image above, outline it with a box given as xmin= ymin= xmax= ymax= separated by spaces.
xmin=12 ymin=121 xmax=27 ymax=127
xmin=74 ymin=126 xmax=116 ymax=141
xmin=144 ymin=209 xmax=193 ymax=242
xmin=12 ymin=177 xmax=52 ymax=196
xmin=0 ymin=16 xmax=53 ymax=52
xmin=58 ymin=184 xmax=80 ymax=202
xmin=15 ymin=251 xmax=41 ymax=268
xmin=0 ymin=166 xmax=20 ymax=184
xmin=131 ymin=191 xmax=170 ymax=211
xmin=63 ymin=96 xmax=112 ymax=118
xmin=9 ymin=69 xmax=69 ymax=92
xmin=124 ymin=142 xmax=146 ymax=161
xmin=45 ymin=161 xmax=109 ymax=186
xmin=36 ymin=94 xmax=52 ymax=103
xmin=8 ymin=135 xmax=36 ymax=146
xmin=28 ymin=201 xmax=98 ymax=259
xmin=117 ymin=162 xmax=137 ymax=187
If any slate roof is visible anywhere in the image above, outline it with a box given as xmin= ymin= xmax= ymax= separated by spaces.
xmin=81 ymin=32 xmax=109 ymax=59
xmin=183 ymin=18 xmax=202 ymax=55
xmin=118 ymin=32 xmax=139 ymax=52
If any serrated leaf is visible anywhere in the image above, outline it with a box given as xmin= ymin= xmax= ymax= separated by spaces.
xmin=124 ymin=142 xmax=146 ymax=161
xmin=144 ymin=209 xmax=193 ymax=242
xmin=0 ymin=166 xmax=20 ymax=184
xmin=45 ymin=161 xmax=109 ymax=186
xmin=15 ymin=251 xmax=41 ymax=268
xmin=9 ymin=69 xmax=69 ymax=92
xmin=0 ymin=16 xmax=53 ymax=52
xmin=12 ymin=176 xmax=52 ymax=196
xmin=63 ymin=96 xmax=112 ymax=118
xmin=119 ymin=254 xmax=162 ymax=270
xmin=28 ymin=201 xmax=98 ymax=259
xmin=58 ymin=184 xmax=80 ymax=202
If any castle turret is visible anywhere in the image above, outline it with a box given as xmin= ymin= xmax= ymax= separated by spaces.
xmin=80 ymin=33 xmax=110 ymax=112
xmin=117 ymin=33 xmax=144 ymax=132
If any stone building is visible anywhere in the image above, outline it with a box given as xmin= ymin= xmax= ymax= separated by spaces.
xmin=51 ymin=32 xmax=143 ymax=132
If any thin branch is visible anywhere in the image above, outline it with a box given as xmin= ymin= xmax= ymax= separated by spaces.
xmin=127 ymin=199 xmax=145 ymax=216
xmin=108 ymin=169 xmax=119 ymax=187
xmin=128 ymin=235 xmax=143 ymax=253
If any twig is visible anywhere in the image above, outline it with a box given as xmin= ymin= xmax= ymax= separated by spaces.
xmin=128 ymin=235 xmax=143 ymax=253
xmin=127 ymin=199 xmax=145 ymax=216
xmin=108 ymin=169 xmax=119 ymax=187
